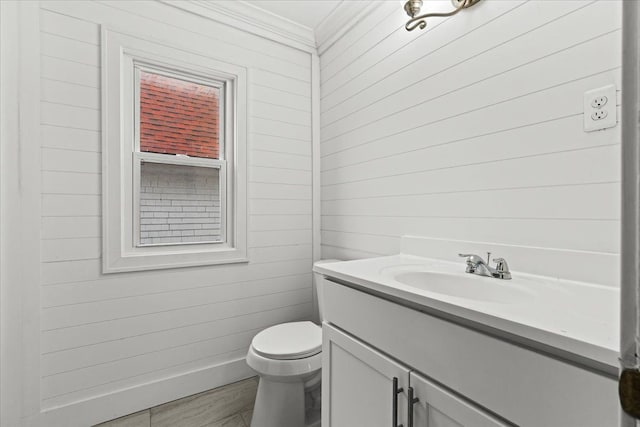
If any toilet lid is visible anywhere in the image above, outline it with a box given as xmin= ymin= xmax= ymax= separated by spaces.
xmin=251 ymin=321 xmax=322 ymax=360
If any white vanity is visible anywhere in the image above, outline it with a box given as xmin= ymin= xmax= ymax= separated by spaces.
xmin=315 ymin=237 xmax=620 ymax=427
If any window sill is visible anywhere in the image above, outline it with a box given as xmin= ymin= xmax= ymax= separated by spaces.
xmin=103 ymin=245 xmax=249 ymax=273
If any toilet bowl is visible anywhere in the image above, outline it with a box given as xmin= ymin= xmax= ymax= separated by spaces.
xmin=246 ymin=321 xmax=322 ymax=427
xmin=246 ymin=259 xmax=339 ymax=427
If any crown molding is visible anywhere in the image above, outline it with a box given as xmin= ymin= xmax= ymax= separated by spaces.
xmin=315 ymin=1 xmax=386 ymax=55
xmin=160 ymin=1 xmax=389 ymax=56
xmin=160 ymin=0 xmax=317 ymax=53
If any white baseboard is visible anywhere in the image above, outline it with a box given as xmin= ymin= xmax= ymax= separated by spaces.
xmin=40 ymin=357 xmax=255 ymax=427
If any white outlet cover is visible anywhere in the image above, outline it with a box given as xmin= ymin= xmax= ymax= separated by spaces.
xmin=584 ymin=84 xmax=616 ymax=132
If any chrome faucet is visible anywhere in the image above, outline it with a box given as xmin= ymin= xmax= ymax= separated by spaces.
xmin=458 ymin=252 xmax=512 ymax=280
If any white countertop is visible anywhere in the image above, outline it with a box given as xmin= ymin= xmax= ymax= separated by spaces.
xmin=314 ymin=254 xmax=620 ymax=370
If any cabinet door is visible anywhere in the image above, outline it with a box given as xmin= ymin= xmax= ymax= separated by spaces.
xmin=409 ymin=372 xmax=509 ymax=427
xmin=323 ymin=323 xmax=410 ymax=427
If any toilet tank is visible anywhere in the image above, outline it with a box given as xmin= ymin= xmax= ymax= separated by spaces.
xmin=313 ymin=259 xmax=340 ymax=324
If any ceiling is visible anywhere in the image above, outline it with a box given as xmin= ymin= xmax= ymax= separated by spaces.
xmin=241 ymin=0 xmax=344 ymax=30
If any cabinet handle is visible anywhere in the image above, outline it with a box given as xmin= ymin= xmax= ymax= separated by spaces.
xmin=407 ymin=386 xmax=419 ymax=427
xmin=392 ymin=377 xmax=404 ymax=427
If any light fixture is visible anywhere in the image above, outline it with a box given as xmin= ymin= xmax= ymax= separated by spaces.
xmin=403 ymin=0 xmax=481 ymax=31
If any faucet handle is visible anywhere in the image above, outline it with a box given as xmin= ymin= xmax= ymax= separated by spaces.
xmin=459 ymin=254 xmax=474 ymax=274
xmin=458 ymin=253 xmax=490 ymax=261
xmin=458 ymin=253 xmax=480 ymax=263
xmin=458 ymin=253 xmax=483 ymax=262
xmin=458 ymin=253 xmax=482 ymax=273
xmin=492 ymin=258 xmax=512 ymax=280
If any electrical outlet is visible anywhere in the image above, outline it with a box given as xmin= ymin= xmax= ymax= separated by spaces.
xmin=584 ymin=84 xmax=616 ymax=132
xmin=591 ymin=110 xmax=608 ymax=120
xmin=591 ymin=96 xmax=608 ymax=109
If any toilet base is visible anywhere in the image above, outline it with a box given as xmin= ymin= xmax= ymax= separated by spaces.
xmin=305 ymin=407 xmax=321 ymax=427
xmin=250 ymin=378 xmax=305 ymax=427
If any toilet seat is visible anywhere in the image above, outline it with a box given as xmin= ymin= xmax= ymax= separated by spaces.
xmin=251 ymin=321 xmax=322 ymax=360
xmin=246 ymin=346 xmax=322 ymax=379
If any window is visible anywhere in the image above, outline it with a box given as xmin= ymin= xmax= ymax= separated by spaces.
xmin=135 ymin=68 xmax=226 ymax=247
xmin=102 ymin=29 xmax=247 ymax=273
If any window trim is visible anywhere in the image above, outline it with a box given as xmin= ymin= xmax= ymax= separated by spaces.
xmin=102 ymin=27 xmax=248 ymax=273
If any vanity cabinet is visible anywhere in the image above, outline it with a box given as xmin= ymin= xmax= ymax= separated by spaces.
xmin=323 ymin=324 xmax=508 ymax=427
xmin=322 ymin=324 xmax=409 ymax=427
xmin=409 ymin=371 xmax=508 ymax=427
xmin=320 ymin=277 xmax=619 ymax=427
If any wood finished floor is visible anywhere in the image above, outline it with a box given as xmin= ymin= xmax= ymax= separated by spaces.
xmin=95 ymin=377 xmax=257 ymax=427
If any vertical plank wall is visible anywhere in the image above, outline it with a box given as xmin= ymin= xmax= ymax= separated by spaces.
xmin=38 ymin=1 xmax=312 ymax=424
xmin=319 ymin=0 xmax=622 ymax=272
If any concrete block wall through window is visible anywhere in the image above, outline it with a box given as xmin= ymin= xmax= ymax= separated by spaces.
xmin=139 ymin=163 xmax=222 ymax=245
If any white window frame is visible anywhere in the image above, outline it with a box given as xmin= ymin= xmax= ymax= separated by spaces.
xmin=102 ymin=28 xmax=248 ymax=273
xmin=133 ymin=63 xmax=228 ymax=248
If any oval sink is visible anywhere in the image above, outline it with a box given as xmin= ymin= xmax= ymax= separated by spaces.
xmin=393 ymin=271 xmax=531 ymax=304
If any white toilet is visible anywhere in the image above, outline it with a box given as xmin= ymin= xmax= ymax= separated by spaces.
xmin=246 ymin=260 xmax=338 ymax=427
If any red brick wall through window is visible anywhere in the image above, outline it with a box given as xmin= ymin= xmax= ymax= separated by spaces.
xmin=139 ymin=71 xmax=220 ymax=159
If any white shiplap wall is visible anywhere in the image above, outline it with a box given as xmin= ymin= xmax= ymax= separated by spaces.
xmin=319 ymin=0 xmax=622 ymax=269
xmin=38 ymin=1 xmax=312 ymax=424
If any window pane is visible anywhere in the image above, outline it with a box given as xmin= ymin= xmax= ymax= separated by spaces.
xmin=140 ymin=162 xmax=222 ymax=245
xmin=139 ymin=71 xmax=220 ymax=159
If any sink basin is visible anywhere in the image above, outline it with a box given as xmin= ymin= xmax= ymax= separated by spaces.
xmin=393 ymin=271 xmax=531 ymax=304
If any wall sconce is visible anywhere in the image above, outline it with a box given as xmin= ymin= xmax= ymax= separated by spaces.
xmin=403 ymin=0 xmax=481 ymax=31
